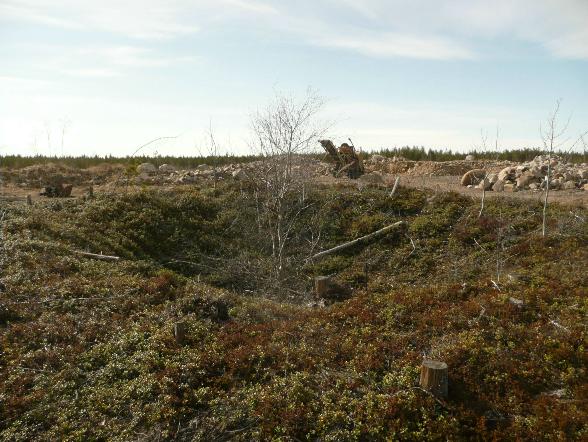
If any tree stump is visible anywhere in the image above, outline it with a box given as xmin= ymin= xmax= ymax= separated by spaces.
xmin=88 ymin=186 xmax=94 ymax=198
xmin=26 ymin=194 xmax=32 ymax=205
xmin=173 ymin=321 xmax=187 ymax=345
xmin=314 ymin=276 xmax=331 ymax=298
xmin=419 ymin=360 xmax=448 ymax=398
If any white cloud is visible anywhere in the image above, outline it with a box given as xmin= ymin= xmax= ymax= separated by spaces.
xmin=312 ymin=31 xmax=474 ymax=60
xmin=3 ymin=0 xmax=588 ymax=59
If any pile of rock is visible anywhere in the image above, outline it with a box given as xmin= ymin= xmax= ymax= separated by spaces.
xmin=461 ymin=155 xmax=588 ymax=192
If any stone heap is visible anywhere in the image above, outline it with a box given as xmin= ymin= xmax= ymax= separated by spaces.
xmin=461 ymin=155 xmax=588 ymax=192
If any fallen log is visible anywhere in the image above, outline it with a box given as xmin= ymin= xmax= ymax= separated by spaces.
xmin=74 ymin=251 xmax=121 ymax=262
xmin=312 ymin=221 xmax=406 ymax=260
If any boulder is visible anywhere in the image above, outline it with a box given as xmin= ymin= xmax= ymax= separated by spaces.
xmin=563 ymin=180 xmax=576 ymax=190
xmin=477 ymin=178 xmax=493 ymax=191
xmin=369 ymin=154 xmax=385 ymax=162
xmin=358 ymin=171 xmax=384 ymax=186
xmin=460 ymin=169 xmax=486 ymax=186
xmin=530 ymin=166 xmax=545 ymax=178
xmin=504 ymin=183 xmax=518 ymax=192
xmin=549 ymin=178 xmax=562 ymax=190
xmin=159 ymin=164 xmax=176 ymax=173
xmin=232 ymin=169 xmax=248 ymax=180
xmin=136 ymin=163 xmax=157 ymax=174
xmin=516 ymin=171 xmax=537 ymax=189
xmin=487 ymin=173 xmax=498 ymax=184
xmin=492 ymin=180 xmax=505 ymax=192
xmin=584 ymin=183 xmax=588 ymax=191
xmin=498 ymin=167 xmax=515 ymax=182
xmin=197 ymin=164 xmax=211 ymax=171
xmin=465 ymin=154 xmax=475 ymax=161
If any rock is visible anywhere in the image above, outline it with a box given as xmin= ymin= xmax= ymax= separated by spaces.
xmin=465 ymin=154 xmax=475 ymax=161
xmin=509 ymin=297 xmax=525 ymax=308
xmin=487 ymin=173 xmax=498 ymax=184
xmin=370 ymin=154 xmax=385 ymax=162
xmin=358 ymin=171 xmax=384 ymax=186
xmin=197 ymin=164 xmax=211 ymax=171
xmin=492 ymin=180 xmax=505 ymax=192
xmin=516 ymin=171 xmax=537 ymax=189
xmin=583 ymin=183 xmax=588 ymax=191
xmin=528 ymin=183 xmax=540 ymax=190
xmin=498 ymin=167 xmax=515 ymax=182
xmin=136 ymin=163 xmax=157 ymax=174
xmin=504 ymin=183 xmax=518 ymax=192
xmin=530 ymin=166 xmax=545 ymax=178
xmin=477 ymin=178 xmax=493 ymax=191
xmin=549 ymin=178 xmax=561 ymax=190
xmin=460 ymin=169 xmax=486 ymax=186
xmin=135 ymin=172 xmax=151 ymax=183
xmin=563 ymin=180 xmax=576 ymax=190
xmin=159 ymin=164 xmax=176 ymax=173
xmin=232 ymin=169 xmax=247 ymax=180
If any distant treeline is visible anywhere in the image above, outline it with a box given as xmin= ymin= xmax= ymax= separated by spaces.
xmin=369 ymin=146 xmax=588 ymax=163
xmin=1 ymin=147 xmax=586 ymax=169
xmin=0 ymin=154 xmax=261 ymax=169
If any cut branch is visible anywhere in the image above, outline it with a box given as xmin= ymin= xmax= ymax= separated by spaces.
xmin=312 ymin=221 xmax=406 ymax=260
xmin=74 ymin=251 xmax=121 ymax=261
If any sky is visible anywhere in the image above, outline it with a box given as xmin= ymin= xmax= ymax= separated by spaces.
xmin=1 ymin=0 xmax=587 ymax=157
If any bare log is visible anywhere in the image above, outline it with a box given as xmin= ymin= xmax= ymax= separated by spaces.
xmin=312 ymin=221 xmax=406 ymax=260
xmin=419 ymin=360 xmax=448 ymax=398
xmin=74 ymin=251 xmax=121 ymax=261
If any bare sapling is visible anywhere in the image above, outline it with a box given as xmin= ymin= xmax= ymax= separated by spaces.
xmin=477 ymin=126 xmax=500 ymax=218
xmin=540 ymin=99 xmax=572 ymax=237
xmin=249 ymin=88 xmax=328 ymax=280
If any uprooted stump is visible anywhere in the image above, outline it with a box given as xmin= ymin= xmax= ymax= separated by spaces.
xmin=40 ymin=183 xmax=73 ymax=198
xmin=320 ymin=139 xmax=365 ymax=179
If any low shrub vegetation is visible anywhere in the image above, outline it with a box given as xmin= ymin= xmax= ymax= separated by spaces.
xmin=0 ymin=182 xmax=586 ymax=440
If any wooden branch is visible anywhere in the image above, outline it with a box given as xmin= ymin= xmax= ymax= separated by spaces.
xmin=389 ymin=176 xmax=400 ymax=197
xmin=312 ymin=221 xmax=406 ymax=260
xmin=74 ymin=251 xmax=121 ymax=261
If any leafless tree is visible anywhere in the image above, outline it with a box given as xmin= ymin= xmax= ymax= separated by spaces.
xmin=540 ymin=100 xmax=569 ymax=237
xmin=249 ymin=88 xmax=327 ymax=279
xmin=540 ymin=99 xmax=588 ymax=237
xmin=59 ymin=117 xmax=71 ymax=156
xmin=201 ymin=119 xmax=223 ymax=188
xmin=478 ymin=126 xmax=500 ymax=218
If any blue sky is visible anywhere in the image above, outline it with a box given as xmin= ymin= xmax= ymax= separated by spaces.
xmin=1 ymin=0 xmax=587 ymax=156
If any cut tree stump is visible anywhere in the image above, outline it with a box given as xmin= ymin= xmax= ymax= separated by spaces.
xmin=419 ymin=360 xmax=448 ymax=398
xmin=174 ymin=321 xmax=187 ymax=345
xmin=314 ymin=276 xmax=331 ymax=298
xmin=26 ymin=194 xmax=32 ymax=205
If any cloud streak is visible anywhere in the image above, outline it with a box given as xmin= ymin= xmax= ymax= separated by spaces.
xmin=3 ymin=0 xmax=588 ymax=59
